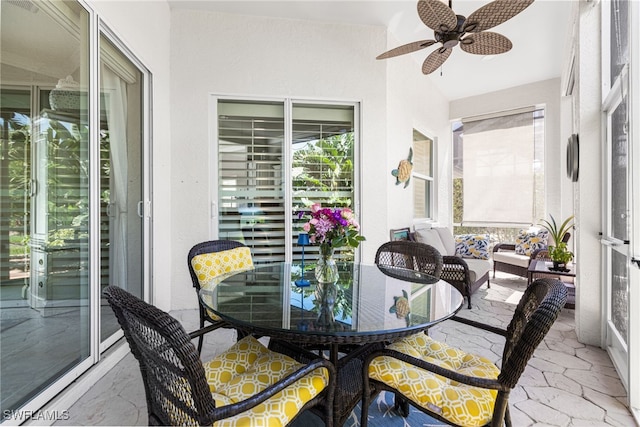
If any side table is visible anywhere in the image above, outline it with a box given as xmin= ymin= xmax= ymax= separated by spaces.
xmin=527 ymin=260 xmax=576 ymax=308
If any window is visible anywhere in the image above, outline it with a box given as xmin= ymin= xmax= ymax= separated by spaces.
xmin=412 ymin=129 xmax=435 ymax=220
xmin=453 ymin=108 xmax=545 ymax=240
xmin=216 ymin=99 xmax=359 ymax=263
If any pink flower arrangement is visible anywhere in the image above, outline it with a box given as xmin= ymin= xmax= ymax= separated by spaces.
xmin=298 ymin=203 xmax=365 ymax=253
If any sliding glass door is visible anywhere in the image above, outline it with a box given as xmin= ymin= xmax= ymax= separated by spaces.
xmin=601 ymin=0 xmax=631 ymax=395
xmin=98 ymin=35 xmax=145 ymax=347
xmin=215 ymin=98 xmax=359 ymax=263
xmin=0 ymin=1 xmax=150 ymax=419
xmin=1 ymin=2 xmax=92 ymax=416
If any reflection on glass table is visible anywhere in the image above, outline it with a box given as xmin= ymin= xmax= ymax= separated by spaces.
xmin=198 ymin=262 xmax=463 ymax=345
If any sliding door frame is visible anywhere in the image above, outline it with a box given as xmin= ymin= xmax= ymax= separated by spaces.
xmin=209 ymin=95 xmax=361 ymax=262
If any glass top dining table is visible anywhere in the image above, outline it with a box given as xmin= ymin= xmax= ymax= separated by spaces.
xmin=198 ymin=262 xmax=464 ymax=348
xmin=199 ymin=262 xmax=463 ymax=426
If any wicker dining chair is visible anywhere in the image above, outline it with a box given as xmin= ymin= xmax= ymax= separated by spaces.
xmin=361 ymin=278 xmax=567 ymax=427
xmin=103 ymin=285 xmax=336 ymax=426
xmin=375 ymin=240 xmax=443 ymax=279
xmin=187 ymin=240 xmax=254 ymax=353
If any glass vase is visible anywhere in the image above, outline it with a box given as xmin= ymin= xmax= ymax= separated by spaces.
xmin=315 ymin=281 xmax=338 ymax=327
xmin=315 ymin=245 xmax=339 ymax=285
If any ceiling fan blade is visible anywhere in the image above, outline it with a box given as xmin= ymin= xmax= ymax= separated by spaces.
xmin=376 ymin=40 xmax=437 ymax=60
xmin=417 ymin=0 xmax=457 ymax=32
xmin=422 ymin=48 xmax=452 ymax=74
xmin=463 ymin=0 xmax=534 ymax=33
xmin=460 ymin=32 xmax=512 ymax=55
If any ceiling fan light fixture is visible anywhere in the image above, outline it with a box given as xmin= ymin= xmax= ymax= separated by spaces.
xmin=441 ymin=33 xmax=459 ymax=48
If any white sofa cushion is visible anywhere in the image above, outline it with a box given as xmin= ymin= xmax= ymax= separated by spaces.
xmin=434 ymin=227 xmax=456 ymax=255
xmin=493 ymin=251 xmax=531 ymax=268
xmin=464 ymin=258 xmax=492 ymax=283
xmin=414 ymin=228 xmax=449 ymax=256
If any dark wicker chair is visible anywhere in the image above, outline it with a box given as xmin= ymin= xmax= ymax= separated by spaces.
xmin=438 ymin=256 xmax=489 ymax=309
xmin=361 ymin=278 xmax=568 ymax=427
xmin=187 ymin=240 xmax=250 ymax=353
xmin=375 ymin=240 xmax=443 ymax=279
xmin=103 ymin=285 xmax=336 ymax=426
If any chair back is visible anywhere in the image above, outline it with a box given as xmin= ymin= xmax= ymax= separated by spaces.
xmin=375 ymin=240 xmax=443 ymax=279
xmin=103 ymin=285 xmax=216 ymax=426
xmin=499 ymin=278 xmax=568 ymax=388
xmin=187 ymin=240 xmax=247 ymax=291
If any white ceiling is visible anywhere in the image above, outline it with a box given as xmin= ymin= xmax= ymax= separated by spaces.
xmin=169 ymin=0 xmax=575 ymax=100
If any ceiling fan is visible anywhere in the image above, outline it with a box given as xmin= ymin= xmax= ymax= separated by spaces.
xmin=377 ymin=0 xmax=535 ymax=74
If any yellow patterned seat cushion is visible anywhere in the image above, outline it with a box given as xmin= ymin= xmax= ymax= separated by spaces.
xmin=203 ymin=336 xmax=329 ymax=426
xmin=191 ymin=247 xmax=254 ymax=321
xmin=369 ymin=333 xmax=501 ymax=427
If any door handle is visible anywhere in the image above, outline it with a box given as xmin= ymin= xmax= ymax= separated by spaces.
xmin=137 ymin=201 xmax=144 ymax=218
xmin=29 ymin=179 xmax=37 ymax=197
xmin=632 ymin=258 xmax=640 ymax=269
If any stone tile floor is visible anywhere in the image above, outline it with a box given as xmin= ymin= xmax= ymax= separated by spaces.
xmin=56 ymin=274 xmax=636 ymax=426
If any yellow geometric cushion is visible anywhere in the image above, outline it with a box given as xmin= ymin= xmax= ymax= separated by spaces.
xmin=191 ymin=246 xmax=254 ymax=288
xmin=203 ymin=336 xmax=329 ymax=426
xmin=369 ymin=333 xmax=501 ymax=427
xmin=191 ymin=247 xmax=254 ymax=321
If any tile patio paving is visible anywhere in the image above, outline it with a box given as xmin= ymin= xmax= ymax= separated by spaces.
xmin=55 ymin=273 xmax=636 ymax=426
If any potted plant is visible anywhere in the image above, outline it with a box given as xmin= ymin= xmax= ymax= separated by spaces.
xmin=539 ymin=214 xmax=574 ymax=271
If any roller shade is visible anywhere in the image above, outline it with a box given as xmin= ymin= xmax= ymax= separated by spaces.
xmin=461 ymin=110 xmax=537 ymax=227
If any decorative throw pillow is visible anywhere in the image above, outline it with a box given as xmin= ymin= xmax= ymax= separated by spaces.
xmin=515 ymin=229 xmax=549 ymax=256
xmin=454 ymin=234 xmax=490 ymax=260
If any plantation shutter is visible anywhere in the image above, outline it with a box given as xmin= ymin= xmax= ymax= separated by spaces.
xmin=461 ymin=109 xmax=537 ymax=227
xmin=217 ymin=100 xmax=286 ymax=263
xmin=291 ymin=103 xmax=355 ymax=259
xmin=217 ymin=100 xmax=357 ymax=263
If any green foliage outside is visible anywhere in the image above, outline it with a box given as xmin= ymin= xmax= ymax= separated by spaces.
xmin=292 ymin=133 xmax=354 ymax=209
xmin=4 ymin=111 xmax=111 ymax=261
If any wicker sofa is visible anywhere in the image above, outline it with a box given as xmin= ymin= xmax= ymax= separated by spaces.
xmin=492 ymin=231 xmax=570 ymax=279
xmin=408 ymin=226 xmax=491 ymax=309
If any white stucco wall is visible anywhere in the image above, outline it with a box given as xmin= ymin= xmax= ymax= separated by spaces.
xmin=169 ymin=10 xmax=391 ymax=310
xmin=383 ymin=35 xmax=452 ymax=233
xmin=573 ymin=0 xmax=603 ymax=346
xmin=88 ymin=0 xmax=173 ymax=310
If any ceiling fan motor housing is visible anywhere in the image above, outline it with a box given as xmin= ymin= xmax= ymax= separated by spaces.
xmin=436 ymin=14 xmax=468 ymax=48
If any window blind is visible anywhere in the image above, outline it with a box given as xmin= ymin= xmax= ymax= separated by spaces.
xmin=460 ymin=110 xmax=538 ymax=227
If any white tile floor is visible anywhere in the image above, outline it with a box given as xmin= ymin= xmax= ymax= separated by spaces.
xmin=56 ymin=274 xmax=636 ymax=426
